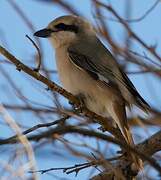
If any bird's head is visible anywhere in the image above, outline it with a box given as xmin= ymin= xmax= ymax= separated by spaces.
xmin=34 ymin=15 xmax=95 ymax=48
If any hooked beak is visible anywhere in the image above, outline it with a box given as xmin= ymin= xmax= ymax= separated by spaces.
xmin=34 ymin=28 xmax=54 ymax=38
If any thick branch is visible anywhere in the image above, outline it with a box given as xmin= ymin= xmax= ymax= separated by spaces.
xmin=0 ymin=125 xmax=161 ymax=173
xmin=137 ymin=130 xmax=161 ymax=156
xmin=0 ymin=45 xmax=123 ymax=140
xmin=92 ymin=130 xmax=161 ymax=180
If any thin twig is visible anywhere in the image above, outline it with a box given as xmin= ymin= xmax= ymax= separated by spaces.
xmin=123 ymin=0 xmax=160 ymax=23
xmin=127 ymin=69 xmax=161 ymax=75
xmin=3 ymin=116 xmax=69 ymax=143
xmin=129 ymin=50 xmax=161 ymax=67
xmin=26 ymin=35 xmax=42 ymax=71
xmin=7 ymin=0 xmax=35 ymax=32
xmin=97 ymin=0 xmax=160 ymax=23
xmin=96 ymin=1 xmax=161 ymax=62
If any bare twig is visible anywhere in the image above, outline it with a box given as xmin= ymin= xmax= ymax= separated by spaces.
xmin=29 ymin=156 xmax=119 ymax=175
xmin=0 ymin=125 xmax=161 ymax=173
xmin=25 ymin=35 xmax=42 ymax=71
xmin=2 ymin=116 xmax=69 ymax=143
xmin=99 ymin=0 xmax=160 ymax=23
xmin=96 ymin=1 xmax=161 ymax=62
xmin=7 ymin=0 xmax=35 ymax=32
xmin=127 ymin=69 xmax=161 ymax=75
xmin=122 ymin=0 xmax=160 ymax=23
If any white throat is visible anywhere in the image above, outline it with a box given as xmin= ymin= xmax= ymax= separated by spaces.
xmin=49 ymin=31 xmax=76 ymax=49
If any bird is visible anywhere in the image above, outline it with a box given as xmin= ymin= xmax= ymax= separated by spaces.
xmin=34 ymin=15 xmax=150 ymax=169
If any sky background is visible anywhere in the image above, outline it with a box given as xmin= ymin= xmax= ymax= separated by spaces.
xmin=0 ymin=0 xmax=161 ymax=179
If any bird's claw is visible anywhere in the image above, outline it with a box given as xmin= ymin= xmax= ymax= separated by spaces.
xmin=69 ymin=94 xmax=85 ymax=113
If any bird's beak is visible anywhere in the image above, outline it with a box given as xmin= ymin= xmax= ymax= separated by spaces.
xmin=34 ymin=28 xmax=54 ymax=38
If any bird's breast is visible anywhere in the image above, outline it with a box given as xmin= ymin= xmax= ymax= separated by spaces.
xmin=55 ymin=47 xmax=92 ymax=94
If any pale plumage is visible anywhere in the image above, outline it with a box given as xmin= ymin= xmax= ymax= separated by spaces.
xmin=34 ymin=15 xmax=150 ymax=169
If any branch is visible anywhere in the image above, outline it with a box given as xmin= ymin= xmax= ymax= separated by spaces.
xmin=105 ymin=0 xmax=160 ymax=23
xmin=96 ymin=1 xmax=161 ymax=62
xmin=92 ymin=130 xmax=161 ymax=179
xmin=124 ymin=0 xmax=160 ymax=23
xmin=0 ymin=45 xmax=123 ymax=140
xmin=129 ymin=115 xmax=161 ymax=127
xmin=0 ymin=125 xmax=161 ymax=173
xmin=25 ymin=35 xmax=41 ymax=71
xmin=137 ymin=130 xmax=161 ymax=157
xmin=29 ymin=128 xmax=161 ymax=178
xmin=0 ymin=116 xmax=69 ymax=143
xmin=29 ymin=156 xmax=120 ymax=176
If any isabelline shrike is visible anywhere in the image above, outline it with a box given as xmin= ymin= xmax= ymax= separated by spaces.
xmin=34 ymin=15 xmax=150 ymax=168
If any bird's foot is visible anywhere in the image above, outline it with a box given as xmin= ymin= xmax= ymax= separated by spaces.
xmin=98 ymin=126 xmax=106 ymax=132
xmin=69 ymin=93 xmax=85 ymax=113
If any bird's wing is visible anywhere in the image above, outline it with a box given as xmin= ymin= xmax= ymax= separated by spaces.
xmin=67 ymin=49 xmax=99 ymax=79
xmin=68 ymin=38 xmax=150 ymax=110
xmin=119 ymin=69 xmax=150 ymax=110
xmin=67 ymin=47 xmax=116 ymax=86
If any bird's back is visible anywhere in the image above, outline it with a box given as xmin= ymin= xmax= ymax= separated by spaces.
xmin=70 ymin=35 xmax=150 ymax=111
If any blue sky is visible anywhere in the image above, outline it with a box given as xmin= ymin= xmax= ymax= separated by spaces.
xmin=1 ymin=0 xmax=161 ymax=108
xmin=0 ymin=0 xmax=161 ymax=179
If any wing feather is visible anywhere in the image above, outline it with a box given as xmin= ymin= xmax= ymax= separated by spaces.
xmin=68 ymin=41 xmax=150 ymax=111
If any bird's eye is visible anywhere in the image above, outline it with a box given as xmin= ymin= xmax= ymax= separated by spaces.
xmin=55 ymin=23 xmax=66 ymax=30
xmin=54 ymin=23 xmax=78 ymax=33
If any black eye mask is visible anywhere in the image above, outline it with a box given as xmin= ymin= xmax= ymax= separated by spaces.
xmin=34 ymin=23 xmax=79 ymax=38
xmin=55 ymin=23 xmax=78 ymax=33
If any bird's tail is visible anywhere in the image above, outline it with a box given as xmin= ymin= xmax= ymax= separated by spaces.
xmin=110 ymin=102 xmax=143 ymax=171
xmin=120 ymin=125 xmax=143 ymax=171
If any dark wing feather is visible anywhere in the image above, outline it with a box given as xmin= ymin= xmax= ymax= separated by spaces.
xmin=68 ymin=49 xmax=98 ymax=73
xmin=68 ymin=48 xmax=122 ymax=94
xmin=68 ymin=49 xmax=114 ymax=82
xmin=120 ymin=69 xmax=150 ymax=109
xmin=68 ymin=46 xmax=150 ymax=111
xmin=68 ymin=49 xmax=99 ymax=80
